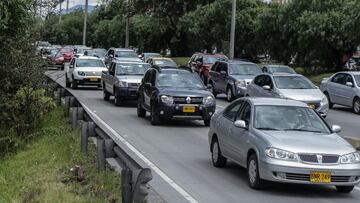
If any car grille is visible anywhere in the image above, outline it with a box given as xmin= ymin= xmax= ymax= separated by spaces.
xmin=298 ymin=154 xmax=339 ymax=164
xmin=173 ymin=97 xmax=203 ymax=104
xmin=128 ymin=83 xmax=140 ymax=88
xmin=84 ymin=71 xmax=102 ymax=76
xmin=285 ymin=173 xmax=351 ymax=183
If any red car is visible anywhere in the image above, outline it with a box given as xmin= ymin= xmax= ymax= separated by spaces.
xmin=48 ymin=46 xmax=74 ymax=70
xmin=188 ymin=53 xmax=228 ymax=85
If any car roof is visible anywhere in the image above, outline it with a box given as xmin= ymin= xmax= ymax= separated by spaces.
xmin=193 ymin=53 xmax=227 ymax=57
xmin=151 ymin=57 xmax=173 ymax=61
xmin=270 ymin=73 xmax=302 ymax=76
xmin=76 ymin=56 xmax=101 ymax=60
xmin=143 ymin=52 xmax=160 ymax=55
xmin=338 ymin=71 xmax=360 ymax=75
xmin=155 ymin=68 xmax=190 ymax=74
xmin=244 ymin=97 xmax=308 ymax=107
xmin=112 ymin=48 xmax=134 ymax=51
xmin=227 ymin=60 xmax=256 ymax=65
xmin=116 ymin=61 xmax=149 ymax=65
xmin=266 ymin=64 xmax=290 ymax=68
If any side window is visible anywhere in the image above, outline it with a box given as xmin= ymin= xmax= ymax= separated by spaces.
xmin=263 ymin=75 xmax=273 ymax=87
xmin=211 ymin=62 xmax=218 ymax=71
xmin=150 ymin=70 xmax=156 ymax=86
xmin=236 ymin=102 xmax=251 ymax=125
xmin=223 ymin=101 xmax=243 ymax=121
xmin=254 ymin=75 xmax=264 ymax=86
xmin=331 ymin=73 xmax=345 ymax=84
xmin=70 ymin=58 xmax=75 ymax=66
xmin=262 ymin=67 xmax=268 ymax=73
xmin=143 ymin=70 xmax=151 ymax=83
xmin=345 ymin=74 xmax=354 ymax=84
xmin=220 ymin=63 xmax=228 ymax=73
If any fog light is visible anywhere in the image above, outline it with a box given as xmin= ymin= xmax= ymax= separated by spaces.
xmin=277 ymin=172 xmax=286 ymax=179
xmin=160 ymin=111 xmax=164 ymax=115
xmin=175 ymin=106 xmax=179 ymax=110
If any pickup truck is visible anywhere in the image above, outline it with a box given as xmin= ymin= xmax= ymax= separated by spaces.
xmin=102 ymin=61 xmax=150 ymax=106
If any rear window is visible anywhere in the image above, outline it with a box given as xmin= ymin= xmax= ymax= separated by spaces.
xmin=274 ymin=76 xmax=315 ymax=89
xmin=76 ymin=59 xmax=105 ymax=67
xmin=203 ymin=56 xmax=228 ymax=64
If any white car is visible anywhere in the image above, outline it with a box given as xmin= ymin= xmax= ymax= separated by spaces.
xmin=65 ymin=56 xmax=108 ymax=89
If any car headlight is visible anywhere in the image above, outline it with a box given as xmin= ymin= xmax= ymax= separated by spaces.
xmin=321 ymin=95 xmax=328 ymax=104
xmin=235 ymin=80 xmax=246 ymax=87
xmin=116 ymin=81 xmax=128 ymax=87
xmin=265 ymin=148 xmax=298 ymax=161
xmin=78 ymin=71 xmax=85 ymax=76
xmin=160 ymin=95 xmax=174 ymax=104
xmin=203 ymin=96 xmax=214 ymax=105
xmin=340 ymin=152 xmax=360 ymax=164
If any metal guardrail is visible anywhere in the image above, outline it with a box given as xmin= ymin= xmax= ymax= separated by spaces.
xmin=51 ymin=80 xmax=153 ymax=203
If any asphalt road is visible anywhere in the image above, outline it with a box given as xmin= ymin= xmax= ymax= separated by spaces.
xmin=46 ymin=70 xmax=360 ymax=203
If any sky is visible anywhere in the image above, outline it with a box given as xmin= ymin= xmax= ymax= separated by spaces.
xmin=58 ymin=0 xmax=102 ymax=9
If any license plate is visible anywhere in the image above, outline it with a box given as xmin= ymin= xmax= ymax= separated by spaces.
xmin=308 ymin=104 xmax=315 ymax=109
xmin=183 ymin=106 xmax=195 ymax=113
xmin=310 ymin=171 xmax=331 ymax=183
xmin=89 ymin=78 xmax=98 ymax=82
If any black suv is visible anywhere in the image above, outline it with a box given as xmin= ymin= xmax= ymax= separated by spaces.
xmin=137 ymin=67 xmax=216 ymax=126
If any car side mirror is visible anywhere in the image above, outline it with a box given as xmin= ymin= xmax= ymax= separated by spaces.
xmin=262 ymin=85 xmax=271 ymax=91
xmin=345 ymin=82 xmax=353 ymax=87
xmin=331 ymin=125 xmax=341 ymax=133
xmin=220 ymin=70 xmax=227 ymax=75
xmin=234 ymin=120 xmax=247 ymax=129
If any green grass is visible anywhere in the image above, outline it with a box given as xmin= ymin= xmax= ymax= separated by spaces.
xmin=0 ymin=107 xmax=121 ymax=203
xmin=171 ymin=57 xmax=190 ymax=66
xmin=307 ymin=72 xmax=334 ymax=86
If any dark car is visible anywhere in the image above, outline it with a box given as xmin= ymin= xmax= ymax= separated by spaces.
xmin=208 ymin=60 xmax=262 ymax=102
xmin=262 ymin=64 xmax=296 ymax=74
xmin=137 ymin=67 xmax=216 ymax=126
xmin=188 ymin=53 xmax=228 ymax=85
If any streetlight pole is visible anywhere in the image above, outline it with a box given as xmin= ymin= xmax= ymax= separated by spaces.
xmin=59 ymin=0 xmax=62 ymax=23
xmin=83 ymin=0 xmax=88 ymax=46
xmin=229 ymin=0 xmax=236 ymax=59
xmin=125 ymin=0 xmax=130 ymax=48
xmin=66 ymin=0 xmax=69 ymax=14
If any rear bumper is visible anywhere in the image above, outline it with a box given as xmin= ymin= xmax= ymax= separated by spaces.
xmin=74 ymin=77 xmax=101 ymax=85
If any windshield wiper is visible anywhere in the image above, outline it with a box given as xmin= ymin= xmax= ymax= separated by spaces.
xmin=283 ymin=129 xmax=323 ymax=133
xmin=256 ymin=127 xmax=280 ymax=131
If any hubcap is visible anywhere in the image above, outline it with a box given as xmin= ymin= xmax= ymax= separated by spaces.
xmin=212 ymin=142 xmax=219 ymax=162
xmin=248 ymin=159 xmax=257 ymax=184
xmin=227 ymin=89 xmax=232 ymax=100
xmin=354 ymin=99 xmax=360 ymax=113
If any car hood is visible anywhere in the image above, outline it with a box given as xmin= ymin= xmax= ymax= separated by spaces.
xmin=158 ymin=88 xmax=212 ymax=97
xmin=114 ymin=57 xmax=142 ymax=62
xmin=258 ymin=130 xmax=355 ymax=155
xmin=230 ymin=75 xmax=256 ymax=83
xmin=116 ymin=75 xmax=142 ymax=83
xmin=278 ymin=89 xmax=324 ymax=102
xmin=75 ymin=67 xmax=107 ymax=72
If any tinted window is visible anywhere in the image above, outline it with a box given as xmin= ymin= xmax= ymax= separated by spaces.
xmin=116 ymin=64 xmax=150 ymax=75
xmin=223 ymin=101 xmax=243 ymax=121
xmin=203 ymin=56 xmax=228 ymax=64
xmin=154 ymin=59 xmax=177 ymax=67
xmin=344 ymin=74 xmax=354 ymax=84
xmin=220 ymin=63 xmax=228 ymax=73
xmin=331 ymin=73 xmax=346 ymax=84
xmin=237 ymin=102 xmax=251 ymax=125
xmin=229 ymin=64 xmax=262 ymax=75
xmin=268 ymin=66 xmax=296 ymax=74
xmin=274 ymin=76 xmax=315 ymax=89
xmin=254 ymin=75 xmax=265 ymax=86
xmin=156 ymin=72 xmax=204 ymax=89
xmin=354 ymin=75 xmax=360 ymax=86
xmin=115 ymin=50 xmax=137 ymax=58
xmin=85 ymin=49 xmax=106 ymax=58
xmin=76 ymin=59 xmax=105 ymax=67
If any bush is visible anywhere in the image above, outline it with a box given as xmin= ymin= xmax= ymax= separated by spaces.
xmin=294 ymin=67 xmax=305 ymax=75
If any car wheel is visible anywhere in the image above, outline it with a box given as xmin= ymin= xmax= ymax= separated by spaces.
xmin=71 ymin=78 xmax=78 ymax=89
xmin=210 ymin=82 xmax=217 ymax=98
xmin=247 ymin=153 xmax=264 ymax=189
xmin=150 ymin=104 xmax=161 ymax=125
xmin=336 ymin=186 xmax=354 ymax=193
xmin=137 ymin=97 xmax=146 ymax=118
xmin=204 ymin=118 xmax=211 ymax=126
xmin=324 ymin=92 xmax=333 ymax=109
xmin=353 ymin=97 xmax=360 ymax=114
xmin=61 ymin=64 xmax=64 ymax=70
xmin=65 ymin=76 xmax=71 ymax=88
xmin=211 ymin=138 xmax=227 ymax=167
xmin=103 ymin=89 xmax=110 ymax=101
xmin=226 ymin=87 xmax=234 ymax=102
xmin=114 ymin=96 xmax=123 ymax=106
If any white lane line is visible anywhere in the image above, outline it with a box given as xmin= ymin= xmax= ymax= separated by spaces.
xmin=81 ymin=103 xmax=199 ymax=203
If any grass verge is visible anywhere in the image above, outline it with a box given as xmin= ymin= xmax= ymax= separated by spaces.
xmin=0 ymin=106 xmax=121 ymax=203
xmin=307 ymin=72 xmax=334 ymax=86
xmin=172 ymin=57 xmax=190 ymax=66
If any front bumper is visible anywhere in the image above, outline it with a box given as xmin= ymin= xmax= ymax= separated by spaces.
xmin=155 ymin=103 xmax=216 ymax=121
xmin=316 ymin=102 xmax=329 ymax=117
xmin=259 ymin=158 xmax=360 ymax=186
xmin=115 ymin=87 xmax=138 ymax=99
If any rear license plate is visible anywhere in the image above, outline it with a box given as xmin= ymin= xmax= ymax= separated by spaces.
xmin=89 ymin=78 xmax=98 ymax=82
xmin=310 ymin=171 xmax=331 ymax=183
xmin=183 ymin=106 xmax=195 ymax=113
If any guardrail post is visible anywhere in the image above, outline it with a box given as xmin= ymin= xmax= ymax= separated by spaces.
xmin=133 ymin=168 xmax=152 ymax=203
xmin=104 ymin=139 xmax=115 ymax=158
xmin=69 ymin=96 xmax=76 ymax=108
xmin=71 ymin=107 xmax=78 ymax=129
xmin=60 ymin=87 xmax=66 ymax=98
xmin=64 ymin=96 xmax=70 ymax=117
xmin=122 ymin=169 xmax=133 ymax=203
xmin=81 ymin=122 xmax=89 ymax=153
xmin=97 ymin=138 xmax=106 ymax=171
xmin=88 ymin=122 xmax=96 ymax=137
xmin=77 ymin=107 xmax=84 ymax=121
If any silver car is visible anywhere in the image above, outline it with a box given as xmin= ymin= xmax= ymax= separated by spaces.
xmin=246 ymin=73 xmax=329 ymax=117
xmin=320 ymin=71 xmax=360 ymax=114
xmin=208 ymin=97 xmax=360 ymax=192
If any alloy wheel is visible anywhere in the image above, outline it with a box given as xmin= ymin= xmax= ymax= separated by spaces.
xmin=248 ymin=159 xmax=257 ymax=184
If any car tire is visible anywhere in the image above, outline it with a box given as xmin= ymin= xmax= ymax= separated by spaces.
xmin=211 ymin=138 xmax=227 ymax=167
xmin=204 ymin=118 xmax=211 ymax=126
xmin=324 ymin=92 xmax=333 ymax=109
xmin=226 ymin=87 xmax=234 ymax=102
xmin=103 ymin=89 xmax=110 ymax=101
xmin=247 ymin=153 xmax=264 ymax=189
xmin=209 ymin=82 xmax=217 ymax=98
xmin=150 ymin=104 xmax=161 ymax=125
xmin=353 ymin=97 xmax=360 ymax=114
xmin=65 ymin=76 xmax=71 ymax=88
xmin=336 ymin=186 xmax=354 ymax=193
xmin=114 ymin=96 xmax=122 ymax=106
xmin=71 ymin=78 xmax=78 ymax=89
xmin=61 ymin=64 xmax=64 ymax=70
xmin=137 ymin=98 xmax=146 ymax=118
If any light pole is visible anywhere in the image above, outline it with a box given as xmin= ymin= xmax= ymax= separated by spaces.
xmin=125 ymin=0 xmax=130 ymax=48
xmin=66 ymin=0 xmax=69 ymax=14
xmin=229 ymin=0 xmax=236 ymax=59
xmin=83 ymin=0 xmax=88 ymax=46
xmin=59 ymin=0 xmax=62 ymax=23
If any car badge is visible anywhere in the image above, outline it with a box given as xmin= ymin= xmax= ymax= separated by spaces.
xmin=186 ymin=97 xmax=191 ymax=104
xmin=317 ymin=155 xmax=323 ymax=164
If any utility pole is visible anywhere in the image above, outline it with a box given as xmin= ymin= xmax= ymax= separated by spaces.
xmin=59 ymin=0 xmax=62 ymax=23
xmin=83 ymin=0 xmax=88 ymax=46
xmin=66 ymin=0 xmax=69 ymax=14
xmin=39 ymin=0 xmax=42 ymax=18
xmin=125 ymin=0 xmax=130 ymax=48
xmin=229 ymin=0 xmax=236 ymax=59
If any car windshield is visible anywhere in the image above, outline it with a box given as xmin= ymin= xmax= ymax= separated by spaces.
xmin=146 ymin=53 xmax=160 ymax=58
xmin=116 ymin=64 xmax=150 ymax=75
xmin=269 ymin=66 xmax=295 ymax=74
xmin=274 ymin=76 xmax=315 ymax=89
xmin=115 ymin=50 xmax=138 ymax=58
xmin=157 ymin=72 xmax=205 ymax=89
xmin=203 ymin=56 xmax=228 ymax=64
xmin=354 ymin=75 xmax=360 ymax=87
xmin=229 ymin=64 xmax=262 ymax=75
xmin=154 ymin=59 xmax=177 ymax=67
xmin=61 ymin=47 xmax=74 ymax=53
xmin=255 ymin=106 xmax=330 ymax=133
xmin=76 ymin=59 xmax=105 ymax=67
xmin=86 ymin=49 xmax=106 ymax=58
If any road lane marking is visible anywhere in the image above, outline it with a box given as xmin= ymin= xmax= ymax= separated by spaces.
xmin=81 ymin=103 xmax=199 ymax=203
